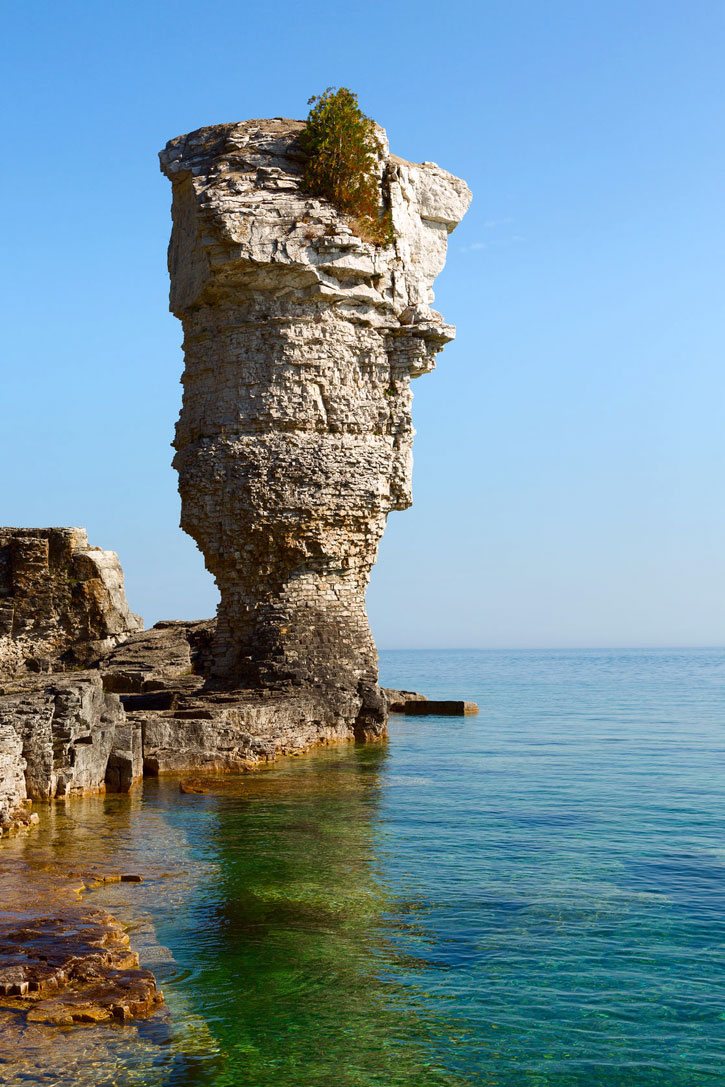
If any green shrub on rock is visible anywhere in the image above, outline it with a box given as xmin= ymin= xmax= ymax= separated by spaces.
xmin=299 ymin=87 xmax=394 ymax=246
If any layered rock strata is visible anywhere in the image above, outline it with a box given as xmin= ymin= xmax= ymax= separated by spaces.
xmin=103 ymin=620 xmax=373 ymax=773
xmin=1 ymin=611 xmax=434 ymax=831
xmin=0 ymin=907 xmax=164 ymax=1026
xmin=0 ymin=529 xmax=144 ymax=832
xmin=0 ymin=528 xmax=142 ymax=677
xmin=0 ymin=671 xmax=140 ymax=835
xmin=0 ymin=611 xmax=424 ymax=830
xmin=160 ymin=118 xmax=470 ymax=736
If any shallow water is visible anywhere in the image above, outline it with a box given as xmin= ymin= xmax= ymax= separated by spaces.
xmin=3 ymin=649 xmax=725 ymax=1085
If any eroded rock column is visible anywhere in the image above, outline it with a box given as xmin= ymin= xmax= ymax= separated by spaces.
xmin=160 ymin=119 xmax=470 ymax=731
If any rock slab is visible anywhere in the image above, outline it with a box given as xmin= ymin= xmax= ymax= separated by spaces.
xmin=0 ymin=907 xmax=164 ymax=1026
xmin=402 ymin=700 xmax=479 ymax=716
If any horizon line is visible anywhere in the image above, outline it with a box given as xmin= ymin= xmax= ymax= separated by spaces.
xmin=377 ymin=645 xmax=725 ymax=652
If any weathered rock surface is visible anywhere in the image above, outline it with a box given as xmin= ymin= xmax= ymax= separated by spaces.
xmin=383 ymin=689 xmax=428 ymax=713
xmin=401 ymin=699 xmax=479 ymax=716
xmin=0 ymin=907 xmax=164 ymax=1025
xmin=1 ymin=674 xmax=124 ymax=801
xmin=0 ymin=528 xmax=142 ymax=678
xmin=0 ymin=722 xmax=29 ymax=836
xmin=0 ymin=619 xmax=386 ymax=823
xmin=138 ymin=687 xmax=358 ymax=774
xmin=159 ymin=118 xmax=470 ymax=736
xmin=100 ymin=618 xmax=214 ymax=693
xmin=0 ymin=529 xmax=144 ymax=828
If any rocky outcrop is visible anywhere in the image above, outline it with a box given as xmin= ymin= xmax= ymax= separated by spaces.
xmin=0 ymin=722 xmax=30 ymax=836
xmin=103 ymin=621 xmax=361 ymax=774
xmin=0 ymin=528 xmax=142 ymax=677
xmin=0 ymin=121 xmax=471 ymax=827
xmin=1 ymin=617 xmax=380 ymax=826
xmin=0 ymin=532 xmax=144 ymax=832
xmin=100 ymin=619 xmax=215 ymax=693
xmin=1 ymin=674 xmax=127 ymax=804
xmin=160 ymin=118 xmax=470 ymax=737
xmin=0 ymin=907 xmax=164 ymax=1025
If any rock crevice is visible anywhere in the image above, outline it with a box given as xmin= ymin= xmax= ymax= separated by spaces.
xmin=0 ymin=528 xmax=142 ymax=677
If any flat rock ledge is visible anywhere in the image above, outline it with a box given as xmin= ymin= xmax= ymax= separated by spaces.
xmin=396 ymin=699 xmax=479 ymax=716
xmin=0 ymin=906 xmax=164 ymax=1026
xmin=0 ymin=620 xmax=397 ymax=835
xmin=0 ymin=613 xmax=480 ymax=838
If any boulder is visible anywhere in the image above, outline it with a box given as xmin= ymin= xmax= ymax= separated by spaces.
xmin=0 ymin=674 xmax=124 ymax=800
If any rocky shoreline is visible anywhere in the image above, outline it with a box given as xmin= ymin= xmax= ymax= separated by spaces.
xmin=1 ymin=112 xmax=473 ymax=1043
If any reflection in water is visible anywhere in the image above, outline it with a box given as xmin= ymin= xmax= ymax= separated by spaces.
xmin=1 ymin=745 xmax=469 ymax=1087
xmin=3 ymin=649 xmax=725 ymax=1085
xmin=147 ymin=745 xmax=470 ymax=1086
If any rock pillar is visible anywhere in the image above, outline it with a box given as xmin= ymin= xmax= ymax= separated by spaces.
xmin=160 ymin=119 xmax=470 ymax=733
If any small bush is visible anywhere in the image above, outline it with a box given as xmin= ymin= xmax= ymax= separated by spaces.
xmin=299 ymin=87 xmax=394 ymax=246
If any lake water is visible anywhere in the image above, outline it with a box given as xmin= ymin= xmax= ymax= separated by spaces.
xmin=3 ymin=649 xmax=725 ymax=1086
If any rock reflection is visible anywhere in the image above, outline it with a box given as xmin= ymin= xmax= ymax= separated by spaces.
xmin=160 ymin=743 xmax=470 ymax=1086
xmin=0 ymin=744 xmax=469 ymax=1086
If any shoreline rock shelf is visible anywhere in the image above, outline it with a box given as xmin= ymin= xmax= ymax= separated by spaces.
xmin=0 ymin=907 xmax=164 ymax=1026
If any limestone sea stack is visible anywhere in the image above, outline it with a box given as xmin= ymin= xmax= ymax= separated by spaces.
xmin=160 ymin=118 xmax=470 ymax=737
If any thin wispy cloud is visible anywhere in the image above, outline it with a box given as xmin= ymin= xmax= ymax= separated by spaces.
xmin=460 ymin=234 xmax=524 ymax=254
xmin=459 ymin=216 xmax=523 ymax=253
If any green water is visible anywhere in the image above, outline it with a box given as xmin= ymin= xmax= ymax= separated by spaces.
xmin=4 ymin=649 xmax=725 ymax=1085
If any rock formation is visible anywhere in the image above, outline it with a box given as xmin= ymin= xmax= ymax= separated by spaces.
xmin=0 ymin=119 xmax=470 ymax=832
xmin=159 ymin=118 xmax=470 ymax=735
xmin=0 ymin=529 xmax=144 ymax=834
xmin=0 ymin=528 xmax=142 ymax=677
xmin=0 ymin=907 xmax=164 ymax=1025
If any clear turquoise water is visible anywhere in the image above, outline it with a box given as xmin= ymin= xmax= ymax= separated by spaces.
xmin=10 ymin=649 xmax=725 ymax=1085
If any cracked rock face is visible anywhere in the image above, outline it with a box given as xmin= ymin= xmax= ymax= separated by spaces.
xmin=160 ymin=118 xmax=470 ymax=727
xmin=0 ymin=528 xmax=143 ymax=678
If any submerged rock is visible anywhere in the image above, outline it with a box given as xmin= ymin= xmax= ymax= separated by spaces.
xmin=0 ymin=907 xmax=164 ymax=1026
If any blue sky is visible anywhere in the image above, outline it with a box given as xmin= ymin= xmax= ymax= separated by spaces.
xmin=2 ymin=1 xmax=724 ymax=647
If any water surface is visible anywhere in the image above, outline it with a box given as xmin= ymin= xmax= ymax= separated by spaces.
xmin=3 ymin=649 xmax=725 ymax=1085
